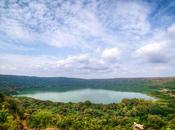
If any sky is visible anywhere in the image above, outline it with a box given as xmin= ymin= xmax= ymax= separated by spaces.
xmin=0 ymin=0 xmax=175 ymax=78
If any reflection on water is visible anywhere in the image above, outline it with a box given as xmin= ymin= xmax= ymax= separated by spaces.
xmin=17 ymin=89 xmax=153 ymax=104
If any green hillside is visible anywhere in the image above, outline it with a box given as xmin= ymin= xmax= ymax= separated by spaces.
xmin=1 ymin=74 xmax=173 ymax=94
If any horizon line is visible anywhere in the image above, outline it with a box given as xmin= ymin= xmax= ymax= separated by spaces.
xmin=0 ymin=73 xmax=175 ymax=80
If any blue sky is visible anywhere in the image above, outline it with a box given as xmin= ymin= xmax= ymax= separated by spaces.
xmin=0 ymin=0 xmax=175 ymax=78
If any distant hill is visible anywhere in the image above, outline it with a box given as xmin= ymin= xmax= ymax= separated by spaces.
xmin=0 ymin=74 xmax=174 ymax=94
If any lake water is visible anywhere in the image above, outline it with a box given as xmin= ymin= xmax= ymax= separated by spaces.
xmin=17 ymin=88 xmax=153 ymax=104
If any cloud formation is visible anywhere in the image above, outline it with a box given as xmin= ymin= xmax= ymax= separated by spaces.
xmin=0 ymin=0 xmax=175 ymax=78
xmin=136 ymin=43 xmax=169 ymax=63
xmin=102 ymin=48 xmax=120 ymax=61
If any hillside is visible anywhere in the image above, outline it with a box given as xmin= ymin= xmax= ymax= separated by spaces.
xmin=1 ymin=74 xmax=175 ymax=95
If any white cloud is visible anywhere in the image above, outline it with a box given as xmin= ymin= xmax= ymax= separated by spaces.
xmin=0 ymin=54 xmax=56 ymax=70
xmin=136 ymin=43 xmax=169 ymax=63
xmin=56 ymin=54 xmax=90 ymax=68
xmin=134 ymin=21 xmax=175 ymax=65
xmin=0 ymin=53 xmax=118 ymax=77
xmin=136 ymin=43 xmax=165 ymax=56
xmin=102 ymin=48 xmax=120 ymax=61
xmin=0 ymin=19 xmax=32 ymax=41
xmin=0 ymin=0 xmax=151 ymax=49
xmin=97 ymin=0 xmax=150 ymax=35
xmin=48 ymin=30 xmax=78 ymax=48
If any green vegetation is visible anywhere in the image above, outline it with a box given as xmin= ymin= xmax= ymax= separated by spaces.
xmin=0 ymin=95 xmax=175 ymax=130
xmin=0 ymin=74 xmax=161 ymax=94
xmin=0 ymin=75 xmax=175 ymax=129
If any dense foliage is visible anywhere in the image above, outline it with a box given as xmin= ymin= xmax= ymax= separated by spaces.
xmin=0 ymin=75 xmax=175 ymax=129
xmin=0 ymin=95 xmax=175 ymax=130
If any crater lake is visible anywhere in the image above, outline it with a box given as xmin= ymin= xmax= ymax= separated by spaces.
xmin=17 ymin=88 xmax=153 ymax=104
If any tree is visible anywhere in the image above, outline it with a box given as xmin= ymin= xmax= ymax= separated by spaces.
xmin=0 ymin=92 xmax=5 ymax=102
xmin=28 ymin=110 xmax=56 ymax=129
xmin=146 ymin=115 xmax=165 ymax=129
xmin=7 ymin=99 xmax=21 ymax=130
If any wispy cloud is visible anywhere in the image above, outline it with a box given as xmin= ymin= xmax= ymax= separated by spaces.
xmin=0 ymin=0 xmax=175 ymax=78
